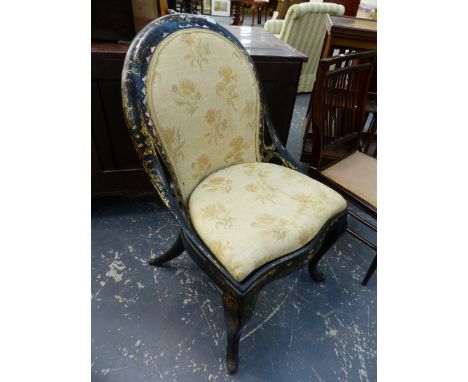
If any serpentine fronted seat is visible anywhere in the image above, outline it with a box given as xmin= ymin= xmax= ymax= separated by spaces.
xmin=189 ymin=162 xmax=346 ymax=281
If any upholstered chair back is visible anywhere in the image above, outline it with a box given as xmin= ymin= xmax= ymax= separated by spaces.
xmin=279 ymin=2 xmax=345 ymax=92
xmin=145 ymin=28 xmax=262 ymax=203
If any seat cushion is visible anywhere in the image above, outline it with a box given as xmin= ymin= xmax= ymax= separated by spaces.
xmin=189 ymin=162 xmax=346 ymax=281
xmin=321 ymin=151 xmax=377 ymax=208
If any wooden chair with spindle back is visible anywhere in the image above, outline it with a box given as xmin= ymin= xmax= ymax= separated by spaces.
xmin=301 ymin=50 xmax=377 ymax=285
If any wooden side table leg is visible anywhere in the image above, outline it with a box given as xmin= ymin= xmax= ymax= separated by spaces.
xmin=231 ymin=0 xmax=242 ymax=25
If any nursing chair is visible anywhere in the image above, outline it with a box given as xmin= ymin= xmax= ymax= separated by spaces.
xmin=264 ymin=1 xmax=345 ymax=93
xmin=301 ymin=51 xmax=377 ymax=285
xmin=122 ymin=14 xmax=348 ymax=373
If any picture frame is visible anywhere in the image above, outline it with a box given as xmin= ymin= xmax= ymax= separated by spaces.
xmin=202 ymin=0 xmax=212 ymax=14
xmin=211 ymin=0 xmax=231 ymax=16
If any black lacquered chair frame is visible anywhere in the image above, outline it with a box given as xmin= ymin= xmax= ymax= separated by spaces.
xmin=121 ymin=13 xmax=347 ymax=374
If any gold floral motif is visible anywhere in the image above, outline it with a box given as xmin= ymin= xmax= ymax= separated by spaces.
xmin=242 ymin=163 xmax=257 ymax=176
xmin=191 ymin=154 xmax=212 ymax=179
xmin=242 ymin=163 xmax=270 ymax=177
xmin=281 ymin=167 xmax=294 ymax=178
xmin=209 ymin=240 xmax=233 ymax=258
xmin=204 ymin=109 xmax=228 ymax=144
xmin=297 ymin=225 xmax=315 ymax=247
xmin=218 ymin=65 xmax=237 ymax=82
xmin=242 ymin=164 xmax=278 ymax=202
xmin=242 ymin=101 xmax=256 ymax=130
xmin=257 ymin=167 xmax=271 ymax=179
xmin=244 ymin=181 xmax=277 ymax=203
xmin=251 ymin=213 xmax=287 ymax=240
xmin=172 ymin=79 xmax=201 ymax=116
xmin=201 ymin=177 xmax=232 ymax=193
xmin=242 ymin=163 xmax=257 ymax=169
xmin=225 ymin=136 xmax=249 ymax=163
xmin=201 ymin=202 xmax=234 ymax=229
xmin=244 ymin=183 xmax=258 ymax=193
xmin=181 ymin=34 xmax=195 ymax=46
xmin=216 ymin=65 xmax=239 ymax=110
xmin=290 ymin=191 xmax=328 ymax=215
xmin=182 ymin=33 xmax=211 ymax=71
xmin=160 ymin=126 xmax=185 ymax=163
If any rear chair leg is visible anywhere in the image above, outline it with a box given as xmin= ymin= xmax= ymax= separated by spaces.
xmin=362 ymin=255 xmax=377 ymax=285
xmin=148 ymin=233 xmax=184 ymax=266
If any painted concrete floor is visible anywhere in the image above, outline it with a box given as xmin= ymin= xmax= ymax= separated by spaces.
xmin=91 ymin=198 xmax=376 ymax=382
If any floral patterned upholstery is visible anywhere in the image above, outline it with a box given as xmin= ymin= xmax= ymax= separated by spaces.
xmin=189 ymin=162 xmax=347 ymax=281
xmin=147 ymin=29 xmax=261 ymax=203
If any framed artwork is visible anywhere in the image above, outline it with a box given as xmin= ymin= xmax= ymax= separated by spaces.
xmin=211 ymin=0 xmax=231 ymax=16
xmin=202 ymin=0 xmax=212 ymax=14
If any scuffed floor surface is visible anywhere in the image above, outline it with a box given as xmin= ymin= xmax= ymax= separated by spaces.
xmin=91 ymin=195 xmax=376 ymax=382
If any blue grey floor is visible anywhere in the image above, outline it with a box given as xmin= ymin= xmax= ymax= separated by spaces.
xmin=91 ymin=94 xmax=377 ymax=382
xmin=91 ymin=202 xmax=376 ymax=382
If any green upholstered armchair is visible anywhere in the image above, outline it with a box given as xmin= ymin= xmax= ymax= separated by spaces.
xmin=264 ymin=1 xmax=345 ymax=93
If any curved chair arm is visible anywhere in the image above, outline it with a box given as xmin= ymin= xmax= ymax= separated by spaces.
xmin=264 ymin=19 xmax=285 ymax=35
xmin=262 ymin=110 xmax=307 ymax=175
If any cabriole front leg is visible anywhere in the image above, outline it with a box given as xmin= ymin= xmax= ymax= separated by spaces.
xmin=308 ymin=252 xmax=326 ymax=282
xmin=308 ymin=239 xmax=331 ymax=282
xmin=222 ymin=289 xmax=258 ymax=374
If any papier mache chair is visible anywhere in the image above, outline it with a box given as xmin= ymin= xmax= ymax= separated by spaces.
xmin=122 ymin=14 xmax=348 ymax=373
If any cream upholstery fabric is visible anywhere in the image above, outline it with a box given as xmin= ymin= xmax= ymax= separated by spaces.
xmin=147 ymin=29 xmax=261 ymax=203
xmin=264 ymin=2 xmax=345 ymax=93
xmin=321 ymin=151 xmax=377 ymax=208
xmin=189 ymin=162 xmax=347 ymax=281
xmin=264 ymin=19 xmax=284 ymax=35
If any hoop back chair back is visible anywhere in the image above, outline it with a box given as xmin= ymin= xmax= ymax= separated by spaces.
xmin=302 ymin=50 xmax=377 ymax=170
xmin=122 ymin=14 xmax=348 ymax=374
xmin=140 ymin=21 xmax=262 ymax=204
